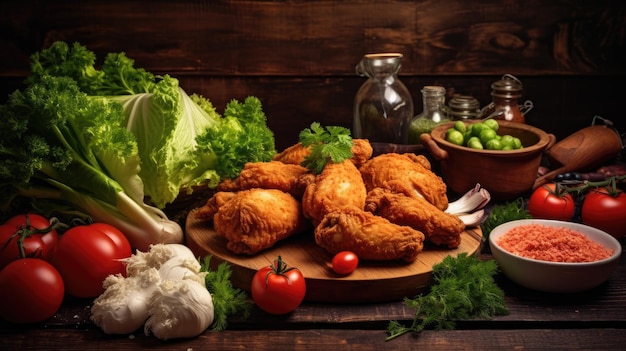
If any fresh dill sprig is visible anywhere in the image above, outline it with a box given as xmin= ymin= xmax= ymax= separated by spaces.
xmin=386 ymin=253 xmax=509 ymax=341
xmin=201 ymin=256 xmax=252 ymax=331
xmin=299 ymin=122 xmax=353 ymax=174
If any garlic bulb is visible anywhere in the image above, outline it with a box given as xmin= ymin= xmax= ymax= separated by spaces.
xmin=91 ymin=243 xmax=214 ymax=339
xmin=144 ymin=279 xmax=214 ymax=340
xmin=157 ymin=257 xmax=205 ymax=285
xmin=90 ymin=268 xmax=161 ymax=334
xmin=125 ymin=244 xmax=197 ymax=276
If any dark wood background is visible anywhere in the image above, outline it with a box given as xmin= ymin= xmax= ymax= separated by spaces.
xmin=1 ymin=0 xmax=625 ymax=151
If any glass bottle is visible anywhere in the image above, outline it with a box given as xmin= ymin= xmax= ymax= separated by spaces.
xmin=353 ymin=53 xmax=414 ymax=144
xmin=408 ymin=85 xmax=449 ymax=144
xmin=448 ymin=94 xmax=481 ymax=120
xmin=481 ymin=74 xmax=525 ymax=123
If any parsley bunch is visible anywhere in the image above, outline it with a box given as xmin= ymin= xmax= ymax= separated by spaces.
xmin=298 ymin=122 xmax=353 ymax=174
xmin=386 ymin=253 xmax=509 ymax=341
xmin=201 ymin=256 xmax=252 ymax=331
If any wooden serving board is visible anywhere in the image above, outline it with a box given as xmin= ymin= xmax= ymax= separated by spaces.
xmin=186 ymin=210 xmax=482 ymax=303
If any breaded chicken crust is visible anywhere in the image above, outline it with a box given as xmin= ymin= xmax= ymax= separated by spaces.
xmin=314 ymin=206 xmax=425 ymax=262
xmin=194 ymin=191 xmax=238 ymax=220
xmin=365 ymin=188 xmax=464 ymax=248
xmin=302 ymin=160 xmax=367 ymax=226
xmin=212 ymin=189 xmax=308 ymax=255
xmin=359 ymin=153 xmax=449 ymax=211
xmin=238 ymin=161 xmax=313 ymax=199
xmin=273 ymin=139 xmax=374 ymax=168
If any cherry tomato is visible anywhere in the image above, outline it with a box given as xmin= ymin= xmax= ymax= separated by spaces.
xmin=50 ymin=223 xmax=132 ymax=298
xmin=0 ymin=258 xmax=65 ymax=324
xmin=251 ymin=256 xmax=306 ymax=315
xmin=332 ymin=251 xmax=359 ymax=275
xmin=527 ymin=183 xmax=575 ymax=221
xmin=581 ymin=187 xmax=626 ymax=238
xmin=0 ymin=213 xmax=59 ymax=269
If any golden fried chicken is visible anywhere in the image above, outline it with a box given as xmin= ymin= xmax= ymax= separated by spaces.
xmin=314 ymin=206 xmax=425 ymax=262
xmin=273 ymin=139 xmax=374 ymax=168
xmin=365 ymin=188 xmax=465 ymax=248
xmin=350 ymin=139 xmax=375 ymax=167
xmin=216 ymin=178 xmax=240 ymax=192
xmin=359 ymin=153 xmax=449 ymax=211
xmin=212 ymin=189 xmax=309 ymax=255
xmin=272 ymin=142 xmax=310 ymax=165
xmin=302 ymin=160 xmax=367 ymax=226
xmin=194 ymin=191 xmax=238 ymax=220
xmin=238 ymin=161 xmax=314 ymax=199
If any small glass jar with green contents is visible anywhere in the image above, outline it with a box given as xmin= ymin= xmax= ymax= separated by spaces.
xmin=408 ymin=86 xmax=450 ymax=144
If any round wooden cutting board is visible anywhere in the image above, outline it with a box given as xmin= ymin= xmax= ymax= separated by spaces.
xmin=186 ymin=210 xmax=482 ymax=303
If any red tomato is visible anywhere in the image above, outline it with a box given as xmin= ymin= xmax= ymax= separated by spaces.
xmin=50 ymin=223 xmax=132 ymax=298
xmin=581 ymin=187 xmax=626 ymax=238
xmin=332 ymin=251 xmax=359 ymax=275
xmin=527 ymin=183 xmax=575 ymax=221
xmin=0 ymin=258 xmax=64 ymax=324
xmin=0 ymin=213 xmax=59 ymax=269
xmin=251 ymin=256 xmax=306 ymax=315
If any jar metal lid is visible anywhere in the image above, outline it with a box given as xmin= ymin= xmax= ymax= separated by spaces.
xmin=421 ymin=85 xmax=446 ymax=95
xmin=448 ymin=94 xmax=480 ymax=119
xmin=449 ymin=94 xmax=480 ymax=111
xmin=491 ymin=74 xmax=523 ymax=98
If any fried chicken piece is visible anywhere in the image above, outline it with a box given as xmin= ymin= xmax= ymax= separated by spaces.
xmin=359 ymin=153 xmax=449 ymax=211
xmin=272 ymin=142 xmax=310 ymax=165
xmin=365 ymin=188 xmax=464 ymax=248
xmin=273 ymin=139 xmax=374 ymax=168
xmin=238 ymin=161 xmax=313 ymax=199
xmin=194 ymin=191 xmax=238 ymax=220
xmin=216 ymin=178 xmax=240 ymax=192
xmin=212 ymin=189 xmax=309 ymax=255
xmin=314 ymin=206 xmax=425 ymax=262
xmin=213 ymin=161 xmax=315 ymax=199
xmin=350 ymin=139 xmax=375 ymax=167
xmin=302 ymin=160 xmax=367 ymax=226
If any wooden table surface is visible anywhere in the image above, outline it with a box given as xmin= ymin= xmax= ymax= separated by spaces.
xmin=1 ymin=242 xmax=625 ymax=350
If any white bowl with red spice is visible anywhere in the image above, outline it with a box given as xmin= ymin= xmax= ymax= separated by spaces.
xmin=489 ymin=219 xmax=622 ymax=293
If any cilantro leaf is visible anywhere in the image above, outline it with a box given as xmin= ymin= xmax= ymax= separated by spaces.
xmin=299 ymin=122 xmax=353 ymax=174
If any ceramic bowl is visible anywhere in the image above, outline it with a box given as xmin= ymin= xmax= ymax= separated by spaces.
xmin=489 ymin=219 xmax=622 ymax=293
xmin=422 ymin=120 xmax=555 ymax=200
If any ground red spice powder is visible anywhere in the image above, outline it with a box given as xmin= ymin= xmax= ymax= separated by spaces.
xmin=496 ymin=224 xmax=614 ymax=263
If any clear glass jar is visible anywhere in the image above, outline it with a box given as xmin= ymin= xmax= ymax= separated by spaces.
xmin=353 ymin=53 xmax=414 ymax=144
xmin=408 ymin=85 xmax=449 ymax=144
xmin=481 ymin=74 xmax=525 ymax=123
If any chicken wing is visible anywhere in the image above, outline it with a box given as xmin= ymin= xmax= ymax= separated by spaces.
xmin=212 ymin=189 xmax=309 ymax=255
xmin=272 ymin=142 xmax=310 ymax=165
xmin=314 ymin=206 xmax=425 ymax=262
xmin=302 ymin=159 xmax=367 ymax=225
xmin=273 ymin=139 xmax=374 ymax=168
xmin=238 ymin=161 xmax=314 ymax=199
xmin=194 ymin=191 xmax=238 ymax=220
xmin=359 ymin=153 xmax=449 ymax=211
xmin=365 ymin=188 xmax=464 ymax=248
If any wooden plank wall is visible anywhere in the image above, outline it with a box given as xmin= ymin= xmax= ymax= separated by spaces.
xmin=1 ymin=0 xmax=625 ymax=151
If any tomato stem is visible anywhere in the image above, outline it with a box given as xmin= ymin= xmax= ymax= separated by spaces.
xmin=558 ymin=175 xmax=625 ymax=197
xmin=265 ymin=256 xmax=299 ymax=286
xmin=9 ymin=215 xmax=65 ymax=259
